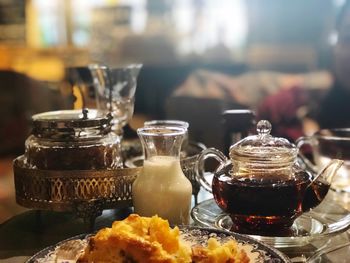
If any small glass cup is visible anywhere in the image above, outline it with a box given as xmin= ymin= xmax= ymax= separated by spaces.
xmin=297 ymin=128 xmax=350 ymax=193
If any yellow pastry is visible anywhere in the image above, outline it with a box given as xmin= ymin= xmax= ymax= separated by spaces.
xmin=78 ymin=214 xmax=249 ymax=263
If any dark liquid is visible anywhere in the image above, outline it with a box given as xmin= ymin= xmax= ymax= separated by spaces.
xmin=27 ymin=144 xmax=120 ymax=170
xmin=303 ymin=178 xmax=330 ymax=211
xmin=212 ymin=170 xmax=330 ymax=235
xmin=319 ymin=138 xmax=350 ymax=160
xmin=317 ymin=129 xmax=350 ymax=160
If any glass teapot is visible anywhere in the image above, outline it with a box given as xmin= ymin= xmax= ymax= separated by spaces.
xmin=196 ymin=120 xmax=343 ymax=235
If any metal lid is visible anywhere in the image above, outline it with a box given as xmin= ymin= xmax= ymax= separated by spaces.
xmin=229 ymin=120 xmax=298 ymax=166
xmin=32 ymin=109 xmax=112 ymax=139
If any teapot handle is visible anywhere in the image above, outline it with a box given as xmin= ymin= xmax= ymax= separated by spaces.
xmin=195 ymin=148 xmax=228 ymax=193
xmin=295 ymin=136 xmax=318 ymax=174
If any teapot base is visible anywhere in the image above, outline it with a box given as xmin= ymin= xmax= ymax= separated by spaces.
xmin=229 ymin=214 xmax=297 ymax=236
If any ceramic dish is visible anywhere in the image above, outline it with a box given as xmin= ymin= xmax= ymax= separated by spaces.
xmin=26 ymin=226 xmax=290 ymax=263
xmin=191 ymin=198 xmax=350 ymax=248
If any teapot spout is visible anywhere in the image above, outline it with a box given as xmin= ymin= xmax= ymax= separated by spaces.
xmin=311 ymin=159 xmax=344 ymax=186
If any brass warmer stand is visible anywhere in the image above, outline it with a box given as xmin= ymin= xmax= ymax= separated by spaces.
xmin=14 ymin=156 xmax=141 ymax=228
xmin=13 ymin=144 xmax=203 ymax=229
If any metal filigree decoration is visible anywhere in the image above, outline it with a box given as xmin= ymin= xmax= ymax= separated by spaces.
xmin=14 ymin=156 xmax=141 ymax=213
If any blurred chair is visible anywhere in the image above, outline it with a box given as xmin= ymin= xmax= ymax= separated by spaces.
xmin=222 ymin=109 xmax=256 ymax=156
xmin=0 ymin=70 xmax=65 ymax=155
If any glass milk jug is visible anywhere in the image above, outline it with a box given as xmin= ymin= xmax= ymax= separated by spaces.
xmin=132 ymin=126 xmax=192 ymax=225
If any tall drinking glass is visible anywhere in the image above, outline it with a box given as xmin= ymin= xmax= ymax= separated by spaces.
xmin=89 ymin=64 xmax=142 ymax=135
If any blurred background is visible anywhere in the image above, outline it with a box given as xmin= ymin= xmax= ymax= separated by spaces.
xmin=0 ymin=0 xmax=348 ymax=156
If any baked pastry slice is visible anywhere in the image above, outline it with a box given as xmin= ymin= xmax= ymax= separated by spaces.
xmin=78 ymin=214 xmax=249 ymax=263
xmin=78 ymin=214 xmax=191 ymax=263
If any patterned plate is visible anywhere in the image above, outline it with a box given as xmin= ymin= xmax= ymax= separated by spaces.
xmin=26 ymin=226 xmax=290 ymax=263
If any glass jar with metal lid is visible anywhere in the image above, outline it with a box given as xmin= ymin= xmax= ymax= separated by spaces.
xmin=24 ymin=109 xmax=123 ymax=170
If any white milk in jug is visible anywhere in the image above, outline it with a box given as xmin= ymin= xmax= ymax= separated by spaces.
xmin=132 ymin=155 xmax=192 ymax=225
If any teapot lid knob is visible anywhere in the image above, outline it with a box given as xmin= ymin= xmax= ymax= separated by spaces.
xmin=257 ymin=120 xmax=272 ymax=137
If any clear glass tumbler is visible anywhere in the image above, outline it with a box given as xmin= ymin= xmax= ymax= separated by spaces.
xmin=89 ymin=64 xmax=142 ymax=135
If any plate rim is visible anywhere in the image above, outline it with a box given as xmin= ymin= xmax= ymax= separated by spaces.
xmin=26 ymin=233 xmax=89 ymax=263
xmin=26 ymin=226 xmax=291 ymax=263
xmin=183 ymin=226 xmax=291 ymax=262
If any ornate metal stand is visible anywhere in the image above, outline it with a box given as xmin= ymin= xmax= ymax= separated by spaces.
xmin=14 ymin=156 xmax=141 ymax=228
xmin=13 ymin=141 xmax=205 ymax=229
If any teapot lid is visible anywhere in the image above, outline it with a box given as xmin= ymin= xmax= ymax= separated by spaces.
xmin=229 ymin=120 xmax=298 ymax=165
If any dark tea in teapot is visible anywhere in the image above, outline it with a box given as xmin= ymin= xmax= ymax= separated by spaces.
xmin=212 ymin=165 xmax=330 ymax=235
xmin=196 ymin=120 xmax=342 ymax=236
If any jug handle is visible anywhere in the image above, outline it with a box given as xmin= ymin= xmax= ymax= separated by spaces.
xmin=295 ymin=136 xmax=318 ymax=174
xmin=195 ymin=148 xmax=228 ymax=193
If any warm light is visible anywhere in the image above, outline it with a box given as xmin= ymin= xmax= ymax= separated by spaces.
xmin=12 ymin=56 xmax=65 ymax=81
xmin=173 ymin=0 xmax=248 ymax=55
